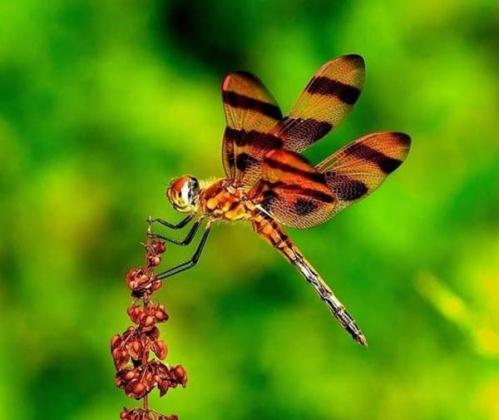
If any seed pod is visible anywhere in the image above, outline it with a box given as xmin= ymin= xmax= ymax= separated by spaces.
xmin=150 ymin=240 xmax=167 ymax=254
xmin=143 ymin=315 xmax=155 ymax=328
xmin=147 ymin=254 xmax=161 ymax=267
xmin=158 ymin=379 xmax=170 ymax=396
xmin=172 ymin=365 xmax=187 ymax=386
xmin=123 ymin=369 xmax=137 ymax=381
xmin=131 ymin=381 xmax=147 ymax=399
xmin=125 ymin=268 xmax=140 ymax=283
xmin=111 ymin=334 xmax=121 ymax=349
xmin=127 ymin=305 xmax=144 ymax=324
xmin=136 ymin=273 xmax=150 ymax=287
xmin=152 ymin=340 xmax=168 ymax=360
xmin=151 ymin=280 xmax=162 ymax=291
xmin=147 ymin=326 xmax=160 ymax=340
xmin=154 ymin=309 xmax=168 ymax=322
xmin=126 ymin=339 xmax=143 ymax=360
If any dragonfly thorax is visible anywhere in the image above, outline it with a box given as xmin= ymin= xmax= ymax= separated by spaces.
xmin=198 ymin=179 xmax=253 ymax=222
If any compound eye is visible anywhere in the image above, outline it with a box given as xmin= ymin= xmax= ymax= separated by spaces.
xmin=180 ymin=181 xmax=193 ymax=205
xmin=190 ymin=178 xmax=199 ymax=196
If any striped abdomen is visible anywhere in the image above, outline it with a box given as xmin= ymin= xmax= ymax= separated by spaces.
xmin=251 ymin=209 xmax=367 ymax=346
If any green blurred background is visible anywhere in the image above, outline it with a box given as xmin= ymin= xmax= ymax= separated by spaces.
xmin=1 ymin=0 xmax=498 ymax=419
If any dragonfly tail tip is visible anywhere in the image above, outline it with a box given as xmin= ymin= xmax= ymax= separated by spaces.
xmin=356 ymin=334 xmax=368 ymax=347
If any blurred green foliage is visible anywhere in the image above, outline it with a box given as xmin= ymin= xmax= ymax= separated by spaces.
xmin=0 ymin=0 xmax=498 ymax=419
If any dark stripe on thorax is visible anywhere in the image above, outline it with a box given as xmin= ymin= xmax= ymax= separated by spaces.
xmin=345 ymin=143 xmax=402 ymax=174
xmin=306 ymin=76 xmax=361 ymax=105
xmin=223 ymin=91 xmax=282 ymax=120
xmin=228 ymin=200 xmax=241 ymax=212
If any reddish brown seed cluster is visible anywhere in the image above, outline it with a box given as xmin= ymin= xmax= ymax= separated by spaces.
xmin=115 ymin=360 xmax=187 ymax=399
xmin=112 ymin=236 xmax=187 ymax=419
xmin=120 ymin=408 xmax=178 ymax=420
xmin=128 ymin=304 xmax=169 ymax=329
xmin=125 ymin=268 xmax=160 ymax=295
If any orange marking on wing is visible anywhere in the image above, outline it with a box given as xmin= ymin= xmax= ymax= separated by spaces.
xmin=316 ymin=131 xmax=411 ymax=216
xmin=253 ymin=149 xmax=337 ymax=229
xmin=270 ymin=55 xmax=365 ymax=153
xmin=221 ymin=71 xmax=282 ymax=185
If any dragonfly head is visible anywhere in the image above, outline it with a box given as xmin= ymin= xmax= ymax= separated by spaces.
xmin=167 ymin=175 xmax=200 ymax=213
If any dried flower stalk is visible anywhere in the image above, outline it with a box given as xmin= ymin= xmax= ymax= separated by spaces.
xmin=111 ymin=234 xmax=187 ymax=420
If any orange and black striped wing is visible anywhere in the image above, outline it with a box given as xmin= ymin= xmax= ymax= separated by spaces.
xmin=253 ymin=132 xmax=410 ymax=228
xmin=270 ymin=55 xmax=365 ymax=153
xmin=253 ymin=148 xmax=337 ymax=229
xmin=221 ymin=72 xmax=283 ymax=184
xmin=315 ymin=132 xmax=411 ymax=216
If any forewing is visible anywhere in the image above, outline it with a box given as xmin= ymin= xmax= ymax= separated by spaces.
xmin=270 ymin=55 xmax=365 ymax=153
xmin=253 ymin=149 xmax=337 ymax=229
xmin=316 ymin=132 xmax=411 ymax=216
xmin=221 ymin=72 xmax=282 ymax=184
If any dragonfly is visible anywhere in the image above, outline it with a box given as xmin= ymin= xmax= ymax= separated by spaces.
xmin=148 ymin=54 xmax=410 ymax=346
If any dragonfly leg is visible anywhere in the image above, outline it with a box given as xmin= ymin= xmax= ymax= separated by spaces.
xmin=147 ymin=214 xmax=194 ymax=229
xmin=148 ymin=221 xmax=201 ymax=246
xmin=155 ymin=224 xmax=211 ymax=280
